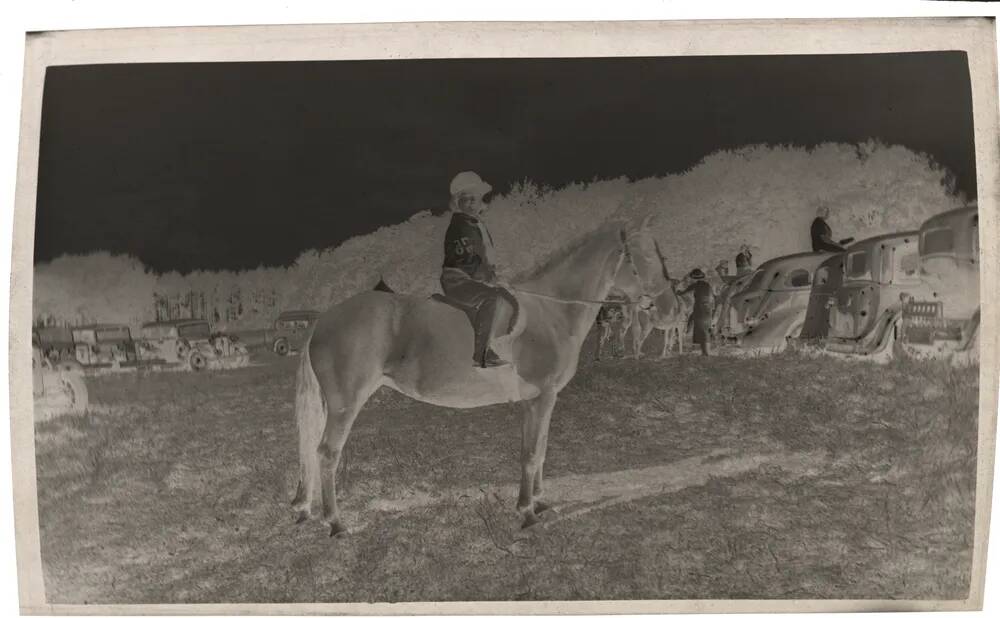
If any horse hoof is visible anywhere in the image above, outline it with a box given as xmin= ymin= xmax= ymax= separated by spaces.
xmin=329 ymin=521 xmax=350 ymax=538
xmin=521 ymin=511 xmax=542 ymax=529
xmin=294 ymin=511 xmax=309 ymax=524
xmin=533 ymin=500 xmax=556 ymax=516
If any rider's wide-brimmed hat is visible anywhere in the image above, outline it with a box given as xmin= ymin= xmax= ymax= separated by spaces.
xmin=689 ymin=268 xmax=706 ymax=280
xmin=450 ymin=171 xmax=493 ymax=198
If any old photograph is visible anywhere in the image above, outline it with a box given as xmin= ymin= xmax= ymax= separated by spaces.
xmin=10 ymin=17 xmax=999 ymax=613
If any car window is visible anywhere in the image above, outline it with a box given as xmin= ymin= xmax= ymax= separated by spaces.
xmin=178 ymin=323 xmax=212 ymax=339
xmin=846 ymin=251 xmax=869 ymax=279
xmin=922 ymin=227 xmax=954 ymax=255
xmin=72 ymin=330 xmax=96 ymax=345
xmin=97 ymin=327 xmax=130 ymax=342
xmin=142 ymin=325 xmax=175 ymax=339
xmin=786 ymin=268 xmax=811 ymax=288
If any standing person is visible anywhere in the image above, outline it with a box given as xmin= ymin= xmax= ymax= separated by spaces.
xmin=811 ymin=206 xmax=849 ymax=253
xmin=735 ymin=245 xmax=753 ymax=275
xmin=715 ymin=259 xmax=730 ymax=281
xmin=679 ymin=268 xmax=714 ymax=356
xmin=440 ymin=171 xmax=516 ymax=368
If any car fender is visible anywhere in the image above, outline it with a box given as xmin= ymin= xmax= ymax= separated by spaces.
xmin=742 ymin=306 xmax=807 ymax=349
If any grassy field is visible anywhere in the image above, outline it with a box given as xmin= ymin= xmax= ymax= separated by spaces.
xmin=33 ymin=333 xmax=978 ymax=604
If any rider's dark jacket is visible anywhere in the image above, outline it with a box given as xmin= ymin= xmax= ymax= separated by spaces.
xmin=442 ymin=212 xmax=497 ymax=282
xmin=811 ymin=217 xmax=846 ymax=253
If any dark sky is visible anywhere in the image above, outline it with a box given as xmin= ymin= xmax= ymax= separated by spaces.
xmin=35 ymin=52 xmax=975 ymax=274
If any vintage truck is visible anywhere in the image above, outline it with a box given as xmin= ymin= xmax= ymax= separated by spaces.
xmin=898 ymin=207 xmax=979 ymax=365
xmin=724 ymin=252 xmax=831 ymax=351
xmin=34 ymin=325 xmax=77 ymax=363
xmin=136 ymin=319 xmax=250 ymax=371
xmin=33 ymin=332 xmax=88 ymax=422
xmin=818 ymin=231 xmax=930 ymax=360
xmin=70 ymin=323 xmax=139 ymax=369
xmin=268 ymin=310 xmax=320 ymax=356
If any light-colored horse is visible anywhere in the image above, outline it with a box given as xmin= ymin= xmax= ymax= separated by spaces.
xmin=618 ymin=237 xmax=692 ymax=359
xmin=293 ymin=222 xmax=644 ymax=535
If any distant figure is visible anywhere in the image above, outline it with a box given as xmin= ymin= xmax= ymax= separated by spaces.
xmin=440 ymin=171 xmax=516 ymax=368
xmin=735 ymin=245 xmax=753 ymax=275
xmin=679 ymin=269 xmax=714 ymax=356
xmin=373 ymin=276 xmax=394 ymax=293
xmin=811 ymin=206 xmax=850 ymax=253
xmin=715 ymin=259 xmax=730 ymax=280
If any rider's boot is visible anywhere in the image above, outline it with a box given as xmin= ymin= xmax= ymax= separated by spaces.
xmin=473 ymin=296 xmax=509 ymax=368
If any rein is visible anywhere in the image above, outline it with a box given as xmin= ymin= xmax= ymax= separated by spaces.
xmin=508 ymin=286 xmax=646 ymax=306
xmin=508 ymin=236 xmax=648 ymax=306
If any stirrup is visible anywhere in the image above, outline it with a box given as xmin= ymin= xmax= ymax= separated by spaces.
xmin=477 ymin=349 xmax=509 ymax=368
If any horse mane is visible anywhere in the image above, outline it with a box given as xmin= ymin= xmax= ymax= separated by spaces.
xmin=512 ymin=224 xmax=622 ymax=283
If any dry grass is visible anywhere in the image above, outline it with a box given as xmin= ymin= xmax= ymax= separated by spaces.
xmin=33 ymin=333 xmax=978 ymax=603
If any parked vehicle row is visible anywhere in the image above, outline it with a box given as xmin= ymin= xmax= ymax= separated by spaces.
xmin=713 ymin=206 xmax=979 ymax=364
xmin=32 ymin=318 xmax=250 ymax=373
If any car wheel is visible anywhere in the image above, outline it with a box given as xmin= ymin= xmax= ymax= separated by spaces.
xmin=189 ymin=351 xmax=208 ymax=371
xmin=274 ymin=339 xmax=290 ymax=356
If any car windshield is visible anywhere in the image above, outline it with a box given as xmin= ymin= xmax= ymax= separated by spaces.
xmin=96 ymin=326 xmax=130 ymax=341
xmin=142 ymin=325 xmax=176 ymax=339
xmin=922 ymin=227 xmax=954 ymax=255
xmin=745 ymin=269 xmax=767 ymax=292
xmin=846 ymin=251 xmax=870 ymax=280
xmin=178 ymin=323 xmax=212 ymax=339
xmin=279 ymin=319 xmax=312 ymax=329
xmin=72 ymin=330 xmax=97 ymax=345
xmin=785 ymin=268 xmax=811 ymax=288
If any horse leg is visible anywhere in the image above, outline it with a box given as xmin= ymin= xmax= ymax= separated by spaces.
xmin=635 ymin=312 xmax=655 ymax=359
xmin=596 ymin=324 xmax=609 ymax=361
xmin=315 ymin=393 xmax=366 ymax=538
xmin=660 ymin=326 xmax=671 ymax=359
xmin=677 ymin=324 xmax=684 ymax=355
xmin=518 ymin=390 xmax=557 ymax=528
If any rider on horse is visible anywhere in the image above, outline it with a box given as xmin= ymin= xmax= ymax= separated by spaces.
xmin=440 ymin=171 xmax=517 ymax=369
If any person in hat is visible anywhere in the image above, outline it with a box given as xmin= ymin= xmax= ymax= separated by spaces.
xmin=811 ymin=206 xmax=850 ymax=253
xmin=440 ymin=171 xmax=516 ymax=368
xmin=735 ymin=245 xmax=753 ymax=275
xmin=678 ymin=268 xmax=714 ymax=356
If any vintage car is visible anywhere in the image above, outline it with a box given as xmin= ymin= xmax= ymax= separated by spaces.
xmin=798 ymin=252 xmax=846 ymax=342
xmin=723 ymin=252 xmax=829 ymax=348
xmin=34 ymin=325 xmax=76 ymax=363
xmin=33 ymin=334 xmax=88 ymax=422
xmin=71 ymin=323 xmax=139 ymax=369
xmin=269 ymin=310 xmax=320 ymax=356
xmin=732 ymin=252 xmax=832 ymax=351
xmin=136 ymin=319 xmax=250 ymax=371
xmin=819 ymin=231 xmax=931 ymax=359
xmin=898 ymin=207 xmax=979 ymax=364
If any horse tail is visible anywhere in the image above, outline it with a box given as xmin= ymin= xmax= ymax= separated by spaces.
xmin=293 ymin=337 xmax=325 ymax=516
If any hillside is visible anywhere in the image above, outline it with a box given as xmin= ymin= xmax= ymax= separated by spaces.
xmin=33 ymin=141 xmax=971 ymax=330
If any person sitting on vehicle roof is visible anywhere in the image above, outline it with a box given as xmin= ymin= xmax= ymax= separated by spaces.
xmin=440 ymin=171 xmax=517 ymax=369
xmin=811 ymin=206 xmax=852 ymax=253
